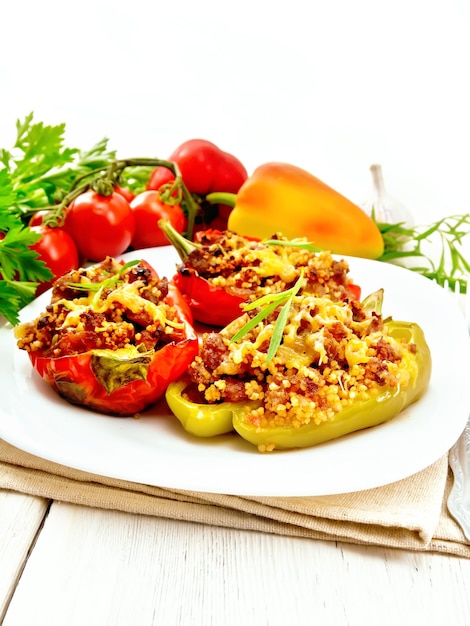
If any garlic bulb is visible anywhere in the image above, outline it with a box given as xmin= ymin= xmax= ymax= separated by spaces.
xmin=362 ymin=164 xmax=414 ymax=227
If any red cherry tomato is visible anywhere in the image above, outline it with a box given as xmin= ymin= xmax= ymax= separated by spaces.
xmin=147 ymin=167 xmax=175 ymax=193
xmin=29 ymin=210 xmax=50 ymax=226
xmin=114 ymin=185 xmax=135 ymax=203
xmin=64 ymin=191 xmax=135 ymax=261
xmin=130 ymin=190 xmax=186 ymax=249
xmin=30 ymin=226 xmax=80 ymax=294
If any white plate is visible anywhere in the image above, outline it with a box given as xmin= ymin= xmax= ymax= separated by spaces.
xmin=1 ymin=247 xmax=469 ymax=496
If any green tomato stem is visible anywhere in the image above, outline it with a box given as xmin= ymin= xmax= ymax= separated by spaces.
xmin=40 ymin=157 xmax=201 ymax=238
xmin=114 ymin=159 xmax=200 ymax=239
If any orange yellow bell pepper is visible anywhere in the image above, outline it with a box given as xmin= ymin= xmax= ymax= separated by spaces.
xmin=208 ymin=162 xmax=384 ymax=259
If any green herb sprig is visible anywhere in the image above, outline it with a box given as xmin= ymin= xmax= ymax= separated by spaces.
xmin=376 ymin=214 xmax=470 ymax=292
xmin=65 ymin=260 xmax=141 ymax=307
xmin=0 ymin=225 xmax=53 ymax=325
xmin=0 ymin=112 xmax=117 ymax=217
xmin=0 ymin=113 xmax=119 ymax=325
xmin=263 ymin=239 xmax=321 ymax=253
xmin=231 ymin=272 xmax=304 ymax=365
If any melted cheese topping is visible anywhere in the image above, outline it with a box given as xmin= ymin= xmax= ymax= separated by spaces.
xmin=56 ymin=280 xmax=182 ymax=333
xmin=222 ymin=294 xmax=400 ymax=374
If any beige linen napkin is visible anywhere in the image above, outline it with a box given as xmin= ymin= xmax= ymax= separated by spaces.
xmin=0 ymin=438 xmax=468 ymax=558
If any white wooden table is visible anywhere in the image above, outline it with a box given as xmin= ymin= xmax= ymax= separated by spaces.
xmin=2 ymin=1 xmax=470 ymax=624
xmin=1 ymin=488 xmax=470 ymax=626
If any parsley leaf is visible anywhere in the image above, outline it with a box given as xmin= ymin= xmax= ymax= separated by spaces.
xmin=0 ymin=112 xmax=116 ymax=325
xmin=10 ymin=113 xmax=78 ymax=185
xmin=3 ymin=112 xmax=116 ymax=214
xmin=0 ymin=280 xmax=39 ymax=326
xmin=0 ymin=227 xmax=52 ymax=282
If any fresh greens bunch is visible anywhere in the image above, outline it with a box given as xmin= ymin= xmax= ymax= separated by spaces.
xmin=0 ymin=112 xmax=118 ymax=218
xmin=0 ymin=113 xmax=118 ymax=325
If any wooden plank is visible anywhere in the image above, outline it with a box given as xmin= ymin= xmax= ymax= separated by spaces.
xmin=3 ymin=500 xmax=470 ymax=626
xmin=0 ymin=490 xmax=50 ymax=623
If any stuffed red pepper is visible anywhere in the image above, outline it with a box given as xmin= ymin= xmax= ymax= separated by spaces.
xmin=160 ymin=221 xmax=361 ymax=327
xmin=15 ymin=257 xmax=198 ymax=416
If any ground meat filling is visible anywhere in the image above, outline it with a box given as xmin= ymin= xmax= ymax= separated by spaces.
xmin=180 ymin=230 xmax=358 ymax=302
xmin=15 ymin=258 xmax=186 ymax=358
xmin=186 ymin=294 xmax=417 ymax=428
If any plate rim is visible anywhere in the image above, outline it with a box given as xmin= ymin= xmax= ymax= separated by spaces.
xmin=1 ymin=246 xmax=469 ymax=496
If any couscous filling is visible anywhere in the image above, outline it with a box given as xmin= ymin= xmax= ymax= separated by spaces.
xmin=15 ymin=258 xmax=186 ymax=358
xmin=183 ymin=230 xmax=358 ymax=302
xmin=185 ymin=293 xmax=418 ymax=431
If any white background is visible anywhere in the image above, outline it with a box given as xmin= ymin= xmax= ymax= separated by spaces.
xmin=1 ymin=0 xmax=470 ymax=224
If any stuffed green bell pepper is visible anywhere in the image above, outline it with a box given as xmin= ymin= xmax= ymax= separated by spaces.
xmin=165 ymin=286 xmax=432 ymax=451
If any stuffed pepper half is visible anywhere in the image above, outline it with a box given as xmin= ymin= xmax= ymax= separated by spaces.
xmin=165 ymin=287 xmax=432 ymax=451
xmin=15 ymin=257 xmax=198 ymax=416
xmin=160 ymin=221 xmax=361 ymax=327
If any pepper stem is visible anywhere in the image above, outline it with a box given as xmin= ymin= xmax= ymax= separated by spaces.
xmin=158 ymin=219 xmax=200 ymax=261
xmin=205 ymin=192 xmax=237 ymax=208
xmin=361 ymin=288 xmax=384 ymax=316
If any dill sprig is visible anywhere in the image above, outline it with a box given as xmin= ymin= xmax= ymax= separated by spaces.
xmin=377 ymin=214 xmax=470 ymax=292
xmin=231 ymin=271 xmax=304 ymax=365
xmin=264 ymin=218 xmax=470 ymax=294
